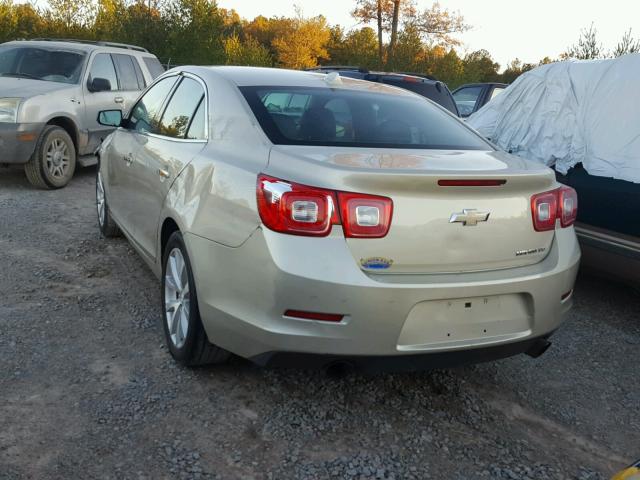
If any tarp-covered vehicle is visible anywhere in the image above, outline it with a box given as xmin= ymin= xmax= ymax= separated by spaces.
xmin=468 ymin=56 xmax=640 ymax=285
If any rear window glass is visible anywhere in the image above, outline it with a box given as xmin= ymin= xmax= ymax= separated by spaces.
xmin=143 ymin=57 xmax=165 ymax=79
xmin=240 ymin=86 xmax=490 ymax=150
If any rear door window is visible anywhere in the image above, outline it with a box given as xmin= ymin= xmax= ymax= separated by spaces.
xmin=112 ymin=54 xmax=142 ymax=91
xmin=157 ymin=77 xmax=205 ymax=139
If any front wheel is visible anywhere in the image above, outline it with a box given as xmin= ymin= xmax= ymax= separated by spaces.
xmin=161 ymin=232 xmax=230 ymax=366
xmin=24 ymin=126 xmax=76 ymax=189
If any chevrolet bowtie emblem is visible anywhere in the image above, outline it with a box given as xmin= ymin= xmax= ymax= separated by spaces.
xmin=449 ymin=209 xmax=490 ymax=226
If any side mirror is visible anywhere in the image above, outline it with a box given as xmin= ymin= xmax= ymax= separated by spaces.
xmin=98 ymin=110 xmax=123 ymax=127
xmin=88 ymin=77 xmax=112 ymax=93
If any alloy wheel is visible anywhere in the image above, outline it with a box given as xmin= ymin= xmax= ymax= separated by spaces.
xmin=45 ymin=138 xmax=71 ymax=179
xmin=96 ymin=172 xmax=106 ymax=227
xmin=164 ymin=248 xmax=190 ymax=348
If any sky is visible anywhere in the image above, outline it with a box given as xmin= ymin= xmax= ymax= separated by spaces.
xmin=217 ymin=0 xmax=640 ymax=69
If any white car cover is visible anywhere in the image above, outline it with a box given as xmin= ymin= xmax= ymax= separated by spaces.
xmin=468 ymin=55 xmax=640 ymax=184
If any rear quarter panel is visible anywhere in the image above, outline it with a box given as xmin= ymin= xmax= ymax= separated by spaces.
xmin=162 ymin=74 xmax=270 ymax=249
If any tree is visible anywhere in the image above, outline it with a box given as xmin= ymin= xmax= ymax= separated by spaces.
xmin=406 ymin=1 xmax=469 ymax=47
xmin=327 ymin=26 xmax=378 ymax=68
xmin=613 ymin=29 xmax=640 ymax=57
xmin=462 ymin=49 xmax=500 ymax=84
xmin=271 ymin=11 xmax=330 ymax=69
xmin=224 ymin=34 xmax=273 ymax=66
xmin=564 ymin=23 xmax=604 ymax=60
xmin=352 ymin=0 xmax=394 ymax=65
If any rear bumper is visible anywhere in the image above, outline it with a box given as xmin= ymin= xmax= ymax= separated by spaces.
xmin=0 ymin=123 xmax=44 ymax=164
xmin=251 ymin=334 xmax=555 ymax=372
xmin=185 ymin=226 xmax=580 ymax=363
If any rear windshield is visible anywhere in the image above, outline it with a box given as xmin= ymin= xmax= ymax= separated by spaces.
xmin=240 ymin=86 xmax=490 ymax=150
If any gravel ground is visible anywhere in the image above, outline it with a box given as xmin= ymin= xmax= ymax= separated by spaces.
xmin=1 ymin=166 xmax=639 ymax=480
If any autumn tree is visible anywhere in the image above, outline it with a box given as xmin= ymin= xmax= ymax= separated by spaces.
xmin=271 ymin=10 xmax=330 ymax=69
xmin=224 ymin=34 xmax=273 ymax=67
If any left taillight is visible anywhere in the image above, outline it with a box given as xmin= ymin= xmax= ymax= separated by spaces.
xmin=257 ymin=174 xmax=338 ymax=236
xmin=530 ymin=186 xmax=578 ymax=232
xmin=256 ymin=174 xmax=393 ymax=238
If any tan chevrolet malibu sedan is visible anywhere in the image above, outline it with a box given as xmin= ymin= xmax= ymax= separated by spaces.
xmin=95 ymin=66 xmax=580 ymax=371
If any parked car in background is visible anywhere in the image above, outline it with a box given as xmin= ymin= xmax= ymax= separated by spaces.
xmin=96 ymin=66 xmax=579 ymax=371
xmin=0 ymin=38 xmax=164 ymax=188
xmin=468 ymin=58 xmax=640 ymax=286
xmin=453 ymin=82 xmax=508 ymax=117
xmin=307 ymin=66 xmax=460 ymax=116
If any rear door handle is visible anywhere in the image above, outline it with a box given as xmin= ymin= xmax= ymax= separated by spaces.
xmin=114 ymin=97 xmax=124 ymax=104
xmin=158 ymin=168 xmax=170 ymax=179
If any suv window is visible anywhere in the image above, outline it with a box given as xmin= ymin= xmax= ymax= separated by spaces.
xmin=112 ymin=54 xmax=144 ymax=90
xmin=158 ymin=77 xmax=205 ymax=138
xmin=89 ymin=53 xmax=118 ymax=91
xmin=143 ymin=57 xmax=165 ymax=79
xmin=453 ymin=86 xmax=483 ymax=117
xmin=241 ymin=86 xmax=490 ymax=150
xmin=490 ymin=86 xmax=505 ymax=100
xmin=128 ymin=76 xmax=178 ymax=133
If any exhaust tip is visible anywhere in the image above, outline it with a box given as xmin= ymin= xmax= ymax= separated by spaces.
xmin=525 ymin=339 xmax=551 ymax=358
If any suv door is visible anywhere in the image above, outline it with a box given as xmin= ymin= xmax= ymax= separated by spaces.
xmin=84 ymin=52 xmax=147 ymax=154
xmin=128 ymin=74 xmax=207 ymax=260
xmin=107 ymin=75 xmax=179 ymax=239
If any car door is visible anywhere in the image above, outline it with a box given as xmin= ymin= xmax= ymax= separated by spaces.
xmin=128 ymin=74 xmax=208 ymax=261
xmin=108 ymin=75 xmax=180 ymax=239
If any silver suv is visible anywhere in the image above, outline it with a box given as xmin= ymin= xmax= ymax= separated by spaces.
xmin=0 ymin=39 xmax=164 ymax=188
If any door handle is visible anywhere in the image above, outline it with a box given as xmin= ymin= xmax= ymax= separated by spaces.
xmin=114 ymin=97 xmax=124 ymax=104
xmin=158 ymin=168 xmax=170 ymax=179
xmin=123 ymin=153 xmax=133 ymax=165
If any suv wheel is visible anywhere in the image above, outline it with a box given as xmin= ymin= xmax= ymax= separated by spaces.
xmin=161 ymin=232 xmax=230 ymax=366
xmin=24 ymin=126 xmax=76 ymax=189
xmin=96 ymin=170 xmax=120 ymax=237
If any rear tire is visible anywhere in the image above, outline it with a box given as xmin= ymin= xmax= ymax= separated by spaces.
xmin=24 ymin=126 xmax=76 ymax=189
xmin=96 ymin=170 xmax=120 ymax=238
xmin=161 ymin=231 xmax=230 ymax=366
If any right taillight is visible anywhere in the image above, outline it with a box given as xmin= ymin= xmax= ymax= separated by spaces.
xmin=558 ymin=186 xmax=578 ymax=227
xmin=256 ymin=174 xmax=393 ymax=238
xmin=530 ymin=186 xmax=578 ymax=231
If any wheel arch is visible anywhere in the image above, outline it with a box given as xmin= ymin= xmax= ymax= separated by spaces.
xmin=160 ymin=217 xmax=181 ymax=261
xmin=45 ymin=116 xmax=79 ymax=153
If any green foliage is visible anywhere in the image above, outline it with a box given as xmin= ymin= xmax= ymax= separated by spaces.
xmin=224 ymin=34 xmax=272 ymax=67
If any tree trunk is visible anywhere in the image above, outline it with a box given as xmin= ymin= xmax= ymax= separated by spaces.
xmin=376 ymin=0 xmax=383 ymax=67
xmin=387 ymin=0 xmax=401 ymax=66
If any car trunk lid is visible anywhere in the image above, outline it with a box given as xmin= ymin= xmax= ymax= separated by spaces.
xmin=267 ymin=146 xmax=557 ymax=274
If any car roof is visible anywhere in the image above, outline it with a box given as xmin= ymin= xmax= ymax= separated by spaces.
xmin=454 ymin=82 xmax=508 ymax=90
xmin=1 ymin=39 xmax=149 ymax=54
xmin=182 ymin=66 xmax=419 ymax=97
